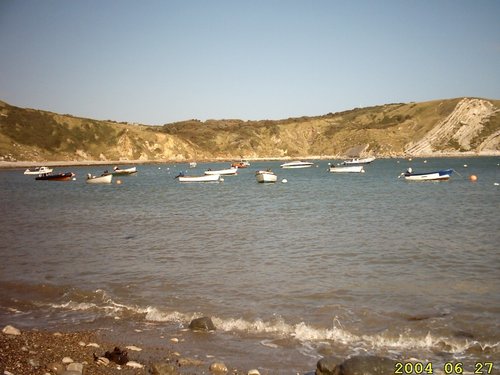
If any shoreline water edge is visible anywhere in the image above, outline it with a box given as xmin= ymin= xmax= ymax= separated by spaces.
xmin=1 ymin=151 xmax=499 ymax=169
xmin=1 ymin=324 xmax=398 ymax=375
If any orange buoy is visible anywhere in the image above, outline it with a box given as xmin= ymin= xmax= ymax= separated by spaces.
xmin=469 ymin=175 xmax=478 ymax=182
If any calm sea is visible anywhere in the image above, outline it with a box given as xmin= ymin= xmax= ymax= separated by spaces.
xmin=0 ymin=158 xmax=499 ymax=373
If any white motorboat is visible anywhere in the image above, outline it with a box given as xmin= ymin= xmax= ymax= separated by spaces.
xmin=342 ymin=157 xmax=376 ymax=165
xmin=177 ymin=174 xmax=222 ymax=183
xmin=189 ymin=162 xmax=197 ymax=168
xmin=86 ymin=173 xmax=113 ymax=184
xmin=400 ymin=168 xmax=453 ymax=181
xmin=204 ymin=167 xmax=238 ymax=176
xmin=280 ymin=161 xmax=314 ymax=169
xmin=255 ymin=170 xmax=278 ymax=183
xmin=329 ymin=165 xmax=365 ymax=173
xmin=24 ymin=166 xmax=53 ymax=175
xmin=112 ymin=166 xmax=137 ymax=175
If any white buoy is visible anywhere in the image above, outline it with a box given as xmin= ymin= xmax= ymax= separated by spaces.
xmin=464 ymin=164 xmax=468 ymax=168
xmin=282 ymin=178 xmax=288 ymax=183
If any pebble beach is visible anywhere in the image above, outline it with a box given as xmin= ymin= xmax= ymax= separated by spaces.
xmin=0 ymin=324 xmax=246 ymax=375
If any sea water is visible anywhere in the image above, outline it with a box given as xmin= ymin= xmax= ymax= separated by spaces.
xmin=0 ymin=158 xmax=499 ymax=373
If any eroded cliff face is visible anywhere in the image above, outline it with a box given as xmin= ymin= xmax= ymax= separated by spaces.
xmin=404 ymin=98 xmax=500 ymax=155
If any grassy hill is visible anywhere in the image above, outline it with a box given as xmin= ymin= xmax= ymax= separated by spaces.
xmin=0 ymin=97 xmax=498 ymax=163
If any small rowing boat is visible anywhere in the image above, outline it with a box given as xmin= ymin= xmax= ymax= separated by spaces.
xmin=112 ymin=166 xmax=137 ymax=175
xmin=255 ymin=170 xmax=277 ymax=183
xmin=177 ymin=174 xmax=222 ymax=183
xmin=400 ymin=168 xmax=453 ymax=181
xmin=86 ymin=173 xmax=113 ymax=184
xmin=204 ymin=167 xmax=238 ymax=176
xmin=329 ymin=165 xmax=365 ymax=173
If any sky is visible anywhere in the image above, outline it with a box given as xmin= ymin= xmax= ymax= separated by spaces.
xmin=1 ymin=0 xmax=499 ymax=125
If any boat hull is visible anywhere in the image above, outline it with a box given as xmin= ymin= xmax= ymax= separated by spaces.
xmin=329 ymin=165 xmax=365 ymax=173
xmin=112 ymin=167 xmax=137 ymax=175
xmin=205 ymin=168 xmax=238 ymax=175
xmin=178 ymin=174 xmax=221 ymax=183
xmin=280 ymin=161 xmax=314 ymax=169
xmin=343 ymin=157 xmax=375 ymax=165
xmin=403 ymin=169 xmax=453 ymax=181
xmin=35 ymin=172 xmax=75 ymax=181
xmin=256 ymin=171 xmax=277 ymax=183
xmin=86 ymin=174 xmax=113 ymax=184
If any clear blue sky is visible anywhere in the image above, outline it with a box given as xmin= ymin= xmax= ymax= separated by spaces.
xmin=1 ymin=0 xmax=499 ymax=125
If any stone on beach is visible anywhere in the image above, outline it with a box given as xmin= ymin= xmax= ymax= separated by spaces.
xmin=209 ymin=361 xmax=228 ymax=374
xmin=126 ymin=360 xmax=144 ymax=368
xmin=316 ymin=355 xmax=395 ymax=375
xmin=66 ymin=362 xmax=84 ymax=372
xmin=150 ymin=362 xmax=179 ymax=375
xmin=125 ymin=345 xmax=142 ymax=351
xmin=2 ymin=325 xmax=21 ymax=335
xmin=95 ymin=356 xmax=110 ymax=366
xmin=103 ymin=346 xmax=129 ymax=365
xmin=189 ymin=316 xmax=216 ymax=331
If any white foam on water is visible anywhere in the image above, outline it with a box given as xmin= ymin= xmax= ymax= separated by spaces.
xmin=44 ymin=290 xmax=499 ymax=358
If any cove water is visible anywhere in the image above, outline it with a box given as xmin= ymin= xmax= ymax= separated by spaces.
xmin=0 ymin=157 xmax=499 ymax=373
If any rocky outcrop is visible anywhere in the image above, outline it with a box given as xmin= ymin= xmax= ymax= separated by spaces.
xmin=405 ymin=98 xmax=499 ymax=155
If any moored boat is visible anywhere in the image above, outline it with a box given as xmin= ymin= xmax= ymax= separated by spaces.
xmin=400 ymin=168 xmax=453 ymax=181
xmin=177 ymin=174 xmax=222 ymax=183
xmin=342 ymin=157 xmax=376 ymax=165
xmin=35 ymin=172 xmax=75 ymax=181
xmin=280 ymin=161 xmax=314 ymax=169
xmin=329 ymin=165 xmax=365 ymax=173
xmin=231 ymin=160 xmax=250 ymax=168
xmin=255 ymin=170 xmax=278 ymax=183
xmin=24 ymin=166 xmax=53 ymax=175
xmin=112 ymin=166 xmax=137 ymax=175
xmin=86 ymin=173 xmax=113 ymax=184
xmin=189 ymin=162 xmax=197 ymax=168
xmin=204 ymin=167 xmax=238 ymax=176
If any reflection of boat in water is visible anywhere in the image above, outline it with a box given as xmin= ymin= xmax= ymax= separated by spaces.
xmin=86 ymin=173 xmax=113 ymax=184
xmin=329 ymin=165 xmax=365 ymax=173
xmin=176 ymin=174 xmax=222 ymax=183
xmin=204 ymin=167 xmax=238 ymax=176
xmin=112 ymin=166 xmax=137 ymax=175
xmin=400 ymin=168 xmax=453 ymax=181
xmin=24 ymin=166 xmax=53 ymax=175
xmin=255 ymin=170 xmax=277 ymax=183
xmin=280 ymin=161 xmax=314 ymax=169
xmin=35 ymin=172 xmax=75 ymax=181
xmin=342 ymin=157 xmax=375 ymax=165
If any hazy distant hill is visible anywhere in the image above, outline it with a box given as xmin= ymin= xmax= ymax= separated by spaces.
xmin=0 ymin=97 xmax=498 ymax=163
